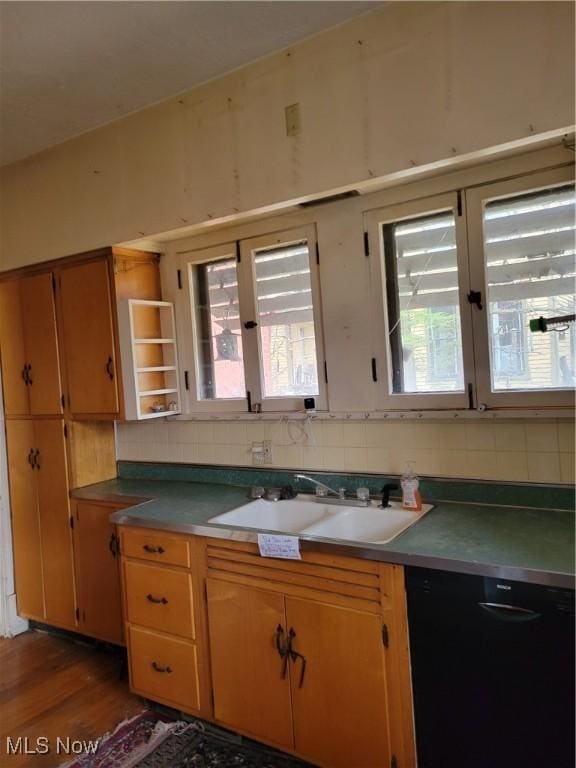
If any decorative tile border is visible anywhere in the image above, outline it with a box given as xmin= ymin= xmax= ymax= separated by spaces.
xmin=118 ymin=461 xmax=575 ymax=511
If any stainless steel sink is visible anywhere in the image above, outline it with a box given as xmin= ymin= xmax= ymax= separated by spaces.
xmin=208 ymin=495 xmax=432 ymax=544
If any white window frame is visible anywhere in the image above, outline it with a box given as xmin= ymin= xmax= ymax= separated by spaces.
xmin=239 ymin=224 xmax=327 ymax=413
xmin=177 ymin=225 xmax=327 ymax=414
xmin=466 ymin=165 xmax=575 ymax=409
xmin=365 ymin=192 xmax=475 ymax=410
xmin=177 ymin=241 xmax=248 ymax=413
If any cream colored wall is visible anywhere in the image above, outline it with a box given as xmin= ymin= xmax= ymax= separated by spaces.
xmin=1 ymin=1 xmax=574 ymax=271
xmin=116 ymin=418 xmax=575 ymax=485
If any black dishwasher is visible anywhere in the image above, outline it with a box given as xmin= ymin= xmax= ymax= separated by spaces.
xmin=406 ymin=567 xmax=575 ymax=768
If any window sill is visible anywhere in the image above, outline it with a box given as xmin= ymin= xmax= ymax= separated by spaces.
xmin=166 ymin=408 xmax=574 ymax=422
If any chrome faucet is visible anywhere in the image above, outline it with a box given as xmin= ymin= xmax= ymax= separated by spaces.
xmin=294 ymin=473 xmax=340 ymax=497
xmin=294 ymin=474 xmax=370 ymax=507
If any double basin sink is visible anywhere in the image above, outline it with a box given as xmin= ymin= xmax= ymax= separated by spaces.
xmin=208 ymin=494 xmax=432 ymax=545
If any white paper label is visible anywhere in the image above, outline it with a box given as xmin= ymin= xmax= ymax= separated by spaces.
xmin=257 ymin=534 xmax=301 ymax=560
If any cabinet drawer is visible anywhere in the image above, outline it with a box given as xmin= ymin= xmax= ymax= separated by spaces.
xmin=124 ymin=561 xmax=194 ymax=638
xmin=121 ymin=528 xmax=190 ymax=568
xmin=129 ymin=626 xmax=199 ymax=712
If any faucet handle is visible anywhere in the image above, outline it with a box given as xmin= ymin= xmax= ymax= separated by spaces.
xmin=338 ymin=487 xmax=347 ymax=499
xmin=315 ymin=486 xmax=328 ymax=498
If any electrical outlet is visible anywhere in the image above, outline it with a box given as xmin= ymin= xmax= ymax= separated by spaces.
xmin=251 ymin=440 xmax=272 ymax=465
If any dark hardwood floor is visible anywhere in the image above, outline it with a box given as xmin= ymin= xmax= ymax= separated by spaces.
xmin=0 ymin=629 xmax=143 ymax=767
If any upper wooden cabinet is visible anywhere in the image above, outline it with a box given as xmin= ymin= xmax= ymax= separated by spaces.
xmin=57 ymin=250 xmax=161 ymax=419
xmin=59 ymin=259 xmax=120 ymax=416
xmin=0 ymin=273 xmax=62 ymax=416
xmin=0 ymin=247 xmax=160 ymax=421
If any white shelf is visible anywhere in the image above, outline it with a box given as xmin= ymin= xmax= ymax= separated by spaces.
xmin=117 ymin=299 xmax=182 ymax=421
xmin=137 ymin=366 xmax=177 ymax=373
xmin=139 ymin=388 xmax=178 ymax=397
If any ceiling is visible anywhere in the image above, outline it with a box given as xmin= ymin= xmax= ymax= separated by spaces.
xmin=0 ymin=1 xmax=380 ymax=167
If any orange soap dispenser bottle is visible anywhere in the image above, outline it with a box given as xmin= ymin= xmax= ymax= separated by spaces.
xmin=401 ymin=462 xmax=422 ymax=511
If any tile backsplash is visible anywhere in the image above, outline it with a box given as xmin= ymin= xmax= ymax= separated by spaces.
xmin=116 ymin=418 xmax=575 ymax=485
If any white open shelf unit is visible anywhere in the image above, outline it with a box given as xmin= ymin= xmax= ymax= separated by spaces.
xmin=117 ymin=299 xmax=182 ymax=420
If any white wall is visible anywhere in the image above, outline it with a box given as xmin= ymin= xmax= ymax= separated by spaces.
xmin=116 ymin=417 xmax=575 ymax=485
xmin=1 ymin=1 xmax=574 ymax=271
xmin=0 ymin=373 xmax=28 ymax=636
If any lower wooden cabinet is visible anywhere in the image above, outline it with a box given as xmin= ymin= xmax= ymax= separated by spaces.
xmin=205 ymin=542 xmax=413 ymax=768
xmin=119 ymin=526 xmax=212 ymax=718
xmin=6 ymin=419 xmax=76 ymax=629
xmin=72 ymin=500 xmax=125 ymax=644
xmin=119 ymin=527 xmax=416 ymax=768
xmin=129 ymin=626 xmax=200 ymax=712
xmin=207 ymin=580 xmax=294 ymax=750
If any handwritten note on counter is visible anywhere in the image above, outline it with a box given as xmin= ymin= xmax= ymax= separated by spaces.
xmin=257 ymin=534 xmax=301 ymax=560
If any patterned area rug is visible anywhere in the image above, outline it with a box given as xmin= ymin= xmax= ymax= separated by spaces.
xmin=61 ymin=711 xmax=313 ymax=768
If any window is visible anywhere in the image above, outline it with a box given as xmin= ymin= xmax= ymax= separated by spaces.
xmin=192 ymin=256 xmax=246 ymax=400
xmin=468 ymin=167 xmax=575 ymax=408
xmin=481 ymin=184 xmax=575 ymax=392
xmin=383 ymin=209 xmax=465 ymax=394
xmin=367 ymin=192 xmax=474 ymax=410
xmin=180 ymin=226 xmax=326 ymax=412
xmin=368 ymin=166 xmax=575 ymax=410
xmin=251 ymin=240 xmax=320 ymax=399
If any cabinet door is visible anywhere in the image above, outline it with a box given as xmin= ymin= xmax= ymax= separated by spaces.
xmin=20 ymin=273 xmax=62 ymax=415
xmin=34 ymin=420 xmax=76 ymax=628
xmin=74 ymin=502 xmax=123 ymax=644
xmin=206 ymin=579 xmax=293 ymax=750
xmin=0 ymin=280 xmax=29 ymax=416
xmin=5 ymin=420 xmax=44 ymax=618
xmin=59 ymin=260 xmax=119 ymax=415
xmin=286 ymin=597 xmax=391 ymax=768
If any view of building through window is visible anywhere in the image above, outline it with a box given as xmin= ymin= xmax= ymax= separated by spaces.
xmin=191 ymin=239 xmax=320 ymax=403
xmin=192 ymin=257 xmax=246 ymax=400
xmin=383 ymin=211 xmax=465 ymax=393
xmin=483 ymin=184 xmax=576 ymax=391
xmin=253 ymin=242 xmax=319 ymax=398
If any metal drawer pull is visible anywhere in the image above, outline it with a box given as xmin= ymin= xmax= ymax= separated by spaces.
xmin=152 ymin=662 xmax=172 ymax=674
xmin=146 ymin=593 xmax=168 ymax=605
xmin=27 ymin=449 xmax=35 ymax=468
xmin=105 ymin=356 xmax=114 ymax=380
xmin=143 ymin=545 xmax=165 ymax=554
xmin=287 ymin=627 xmax=307 ymax=689
xmin=275 ymin=624 xmax=289 ymax=679
xmin=108 ymin=533 xmax=119 ymax=558
xmin=27 ymin=364 xmax=33 ymax=385
xmin=33 ymin=449 xmax=41 ymax=469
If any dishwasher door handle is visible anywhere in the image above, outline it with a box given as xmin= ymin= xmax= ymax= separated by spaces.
xmin=478 ymin=602 xmax=542 ymax=622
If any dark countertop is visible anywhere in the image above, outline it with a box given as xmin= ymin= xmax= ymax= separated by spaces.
xmin=72 ymin=478 xmax=575 ymax=589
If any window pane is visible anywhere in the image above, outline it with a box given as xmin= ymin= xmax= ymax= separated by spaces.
xmin=253 ymin=241 xmax=319 ymax=398
xmin=483 ymin=185 xmax=576 ymax=391
xmin=383 ymin=211 xmax=464 ymax=393
xmin=191 ymin=258 xmax=246 ymax=399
